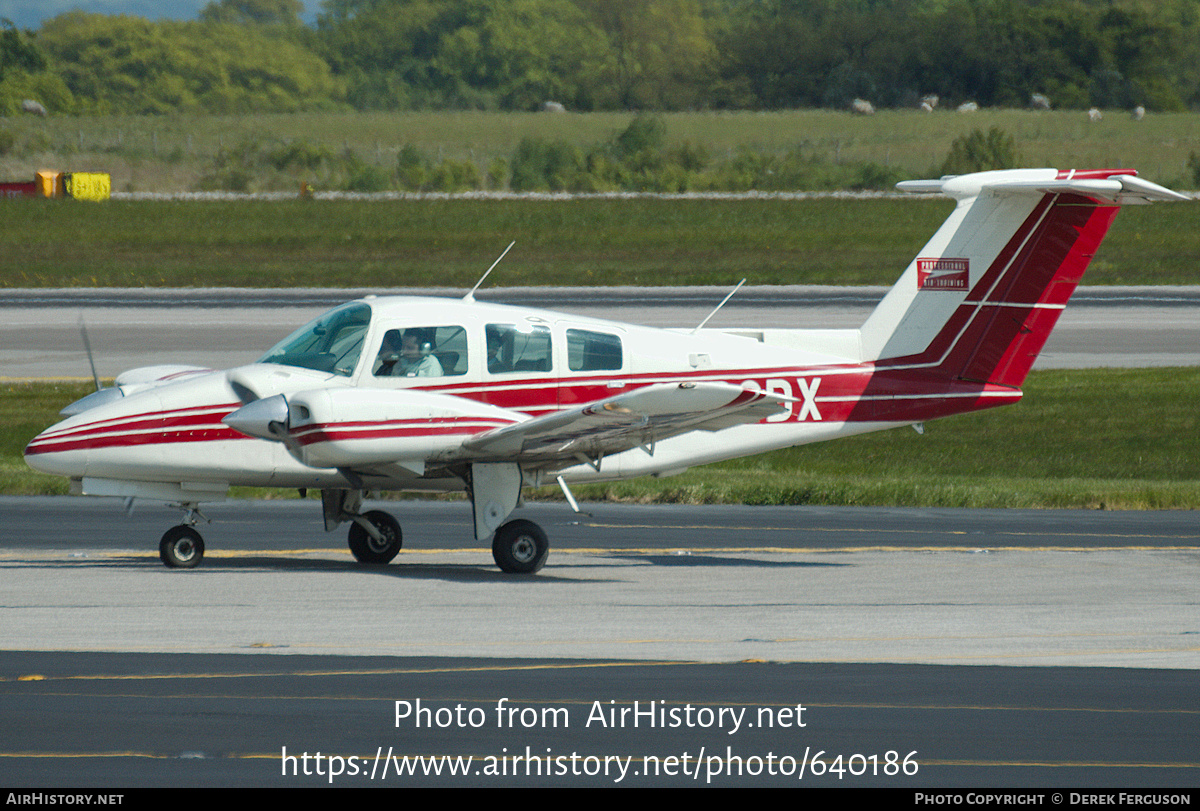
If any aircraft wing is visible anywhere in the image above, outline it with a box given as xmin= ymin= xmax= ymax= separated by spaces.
xmin=223 ymin=381 xmax=789 ymax=478
xmin=460 ymin=382 xmax=791 ymax=464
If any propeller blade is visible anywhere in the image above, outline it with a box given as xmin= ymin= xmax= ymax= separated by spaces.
xmin=78 ymin=316 xmax=101 ymax=392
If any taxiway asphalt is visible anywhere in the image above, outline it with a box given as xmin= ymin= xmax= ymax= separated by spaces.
xmin=3 ymin=498 xmax=1198 ymax=667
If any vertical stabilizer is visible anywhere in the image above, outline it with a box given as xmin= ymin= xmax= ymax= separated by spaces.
xmin=860 ymin=168 xmax=1187 ymax=388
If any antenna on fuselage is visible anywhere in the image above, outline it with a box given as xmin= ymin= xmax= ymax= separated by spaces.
xmin=464 ymin=241 xmax=516 ymax=302
xmin=692 ymin=279 xmax=746 ymax=333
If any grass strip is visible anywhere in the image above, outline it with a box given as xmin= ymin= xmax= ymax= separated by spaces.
xmin=0 ymin=196 xmax=1196 ymax=287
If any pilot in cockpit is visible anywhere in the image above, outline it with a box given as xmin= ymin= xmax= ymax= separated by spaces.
xmin=375 ymin=329 xmax=444 ymax=377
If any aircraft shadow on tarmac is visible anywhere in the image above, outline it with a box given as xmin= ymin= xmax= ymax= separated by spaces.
xmin=209 ymin=556 xmax=597 ymax=583
xmin=604 ymin=553 xmax=847 ymax=568
xmin=6 ymin=549 xmax=847 ymax=582
xmin=12 ymin=552 xmax=607 ymax=583
xmin=195 ymin=554 xmax=847 ymax=581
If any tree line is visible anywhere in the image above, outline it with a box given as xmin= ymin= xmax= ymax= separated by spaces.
xmin=3 ymin=0 xmax=1200 ymax=116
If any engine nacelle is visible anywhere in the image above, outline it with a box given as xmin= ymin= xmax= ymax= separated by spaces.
xmin=226 ymin=387 xmax=522 ymax=470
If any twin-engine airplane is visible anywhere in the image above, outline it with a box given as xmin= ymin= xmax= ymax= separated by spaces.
xmin=25 ymin=168 xmax=1187 ymax=572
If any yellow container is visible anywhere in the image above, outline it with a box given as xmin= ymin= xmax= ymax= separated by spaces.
xmin=65 ymin=172 xmax=111 ymax=201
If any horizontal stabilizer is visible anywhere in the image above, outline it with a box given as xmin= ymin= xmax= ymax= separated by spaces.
xmin=896 ymin=170 xmax=1190 ymax=204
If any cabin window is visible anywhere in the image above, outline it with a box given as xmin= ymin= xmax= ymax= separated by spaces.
xmin=567 ymin=329 xmax=622 ymax=371
xmin=373 ymin=325 xmax=468 ymax=378
xmin=258 ymin=302 xmax=371 ymax=377
xmin=486 ymin=323 xmax=552 ymax=374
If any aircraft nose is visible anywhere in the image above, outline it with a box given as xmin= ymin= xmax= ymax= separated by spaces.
xmin=24 ymin=419 xmax=87 ymax=478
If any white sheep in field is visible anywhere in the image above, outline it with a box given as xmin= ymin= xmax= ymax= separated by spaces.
xmin=851 ymin=98 xmax=875 ymax=115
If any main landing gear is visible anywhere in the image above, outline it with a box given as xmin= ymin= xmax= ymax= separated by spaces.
xmin=324 ymin=489 xmax=404 ymax=565
xmin=346 ymin=510 xmax=403 ymax=564
xmin=491 ymin=519 xmax=550 ymax=574
xmin=325 ymin=485 xmax=551 ymax=574
xmin=341 ymin=509 xmax=548 ymax=573
xmin=343 ymin=510 xmax=549 ymax=573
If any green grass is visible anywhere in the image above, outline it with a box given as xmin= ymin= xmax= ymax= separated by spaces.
xmin=8 ymin=369 xmax=1199 ymax=508
xmin=4 ymin=109 xmax=1200 ymax=191
xmin=0 ymin=381 xmax=93 ymax=495
xmin=2 ymin=195 xmax=1197 ymax=287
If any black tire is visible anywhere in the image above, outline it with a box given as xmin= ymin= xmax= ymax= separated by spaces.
xmin=160 ymin=525 xmax=205 ymax=569
xmin=492 ymin=519 xmax=549 ymax=574
xmin=347 ymin=510 xmax=403 ymax=564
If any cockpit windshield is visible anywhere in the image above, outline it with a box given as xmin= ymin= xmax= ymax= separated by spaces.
xmin=257 ymin=302 xmax=371 ymax=377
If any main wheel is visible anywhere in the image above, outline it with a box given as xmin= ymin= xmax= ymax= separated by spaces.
xmin=492 ymin=519 xmax=549 ymax=574
xmin=347 ymin=510 xmax=403 ymax=564
xmin=160 ymin=525 xmax=205 ymax=569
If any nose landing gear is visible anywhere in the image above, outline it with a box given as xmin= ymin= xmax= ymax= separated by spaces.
xmin=160 ymin=525 xmax=204 ymax=568
xmin=159 ymin=503 xmax=209 ymax=569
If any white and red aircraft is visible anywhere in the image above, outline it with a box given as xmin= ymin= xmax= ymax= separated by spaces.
xmin=24 ymin=168 xmax=1187 ymax=572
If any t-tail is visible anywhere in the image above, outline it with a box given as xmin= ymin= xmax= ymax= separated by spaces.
xmin=860 ymin=168 xmax=1188 ymax=389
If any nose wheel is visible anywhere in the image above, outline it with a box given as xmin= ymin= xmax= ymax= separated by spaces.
xmin=492 ymin=519 xmax=549 ymax=574
xmin=160 ymin=525 xmax=205 ymax=569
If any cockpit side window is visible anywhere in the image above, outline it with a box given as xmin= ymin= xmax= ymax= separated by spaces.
xmin=373 ymin=325 xmax=468 ymax=378
xmin=567 ymin=329 xmax=623 ymax=371
xmin=258 ymin=302 xmax=371 ymax=377
xmin=486 ymin=323 xmax=552 ymax=374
